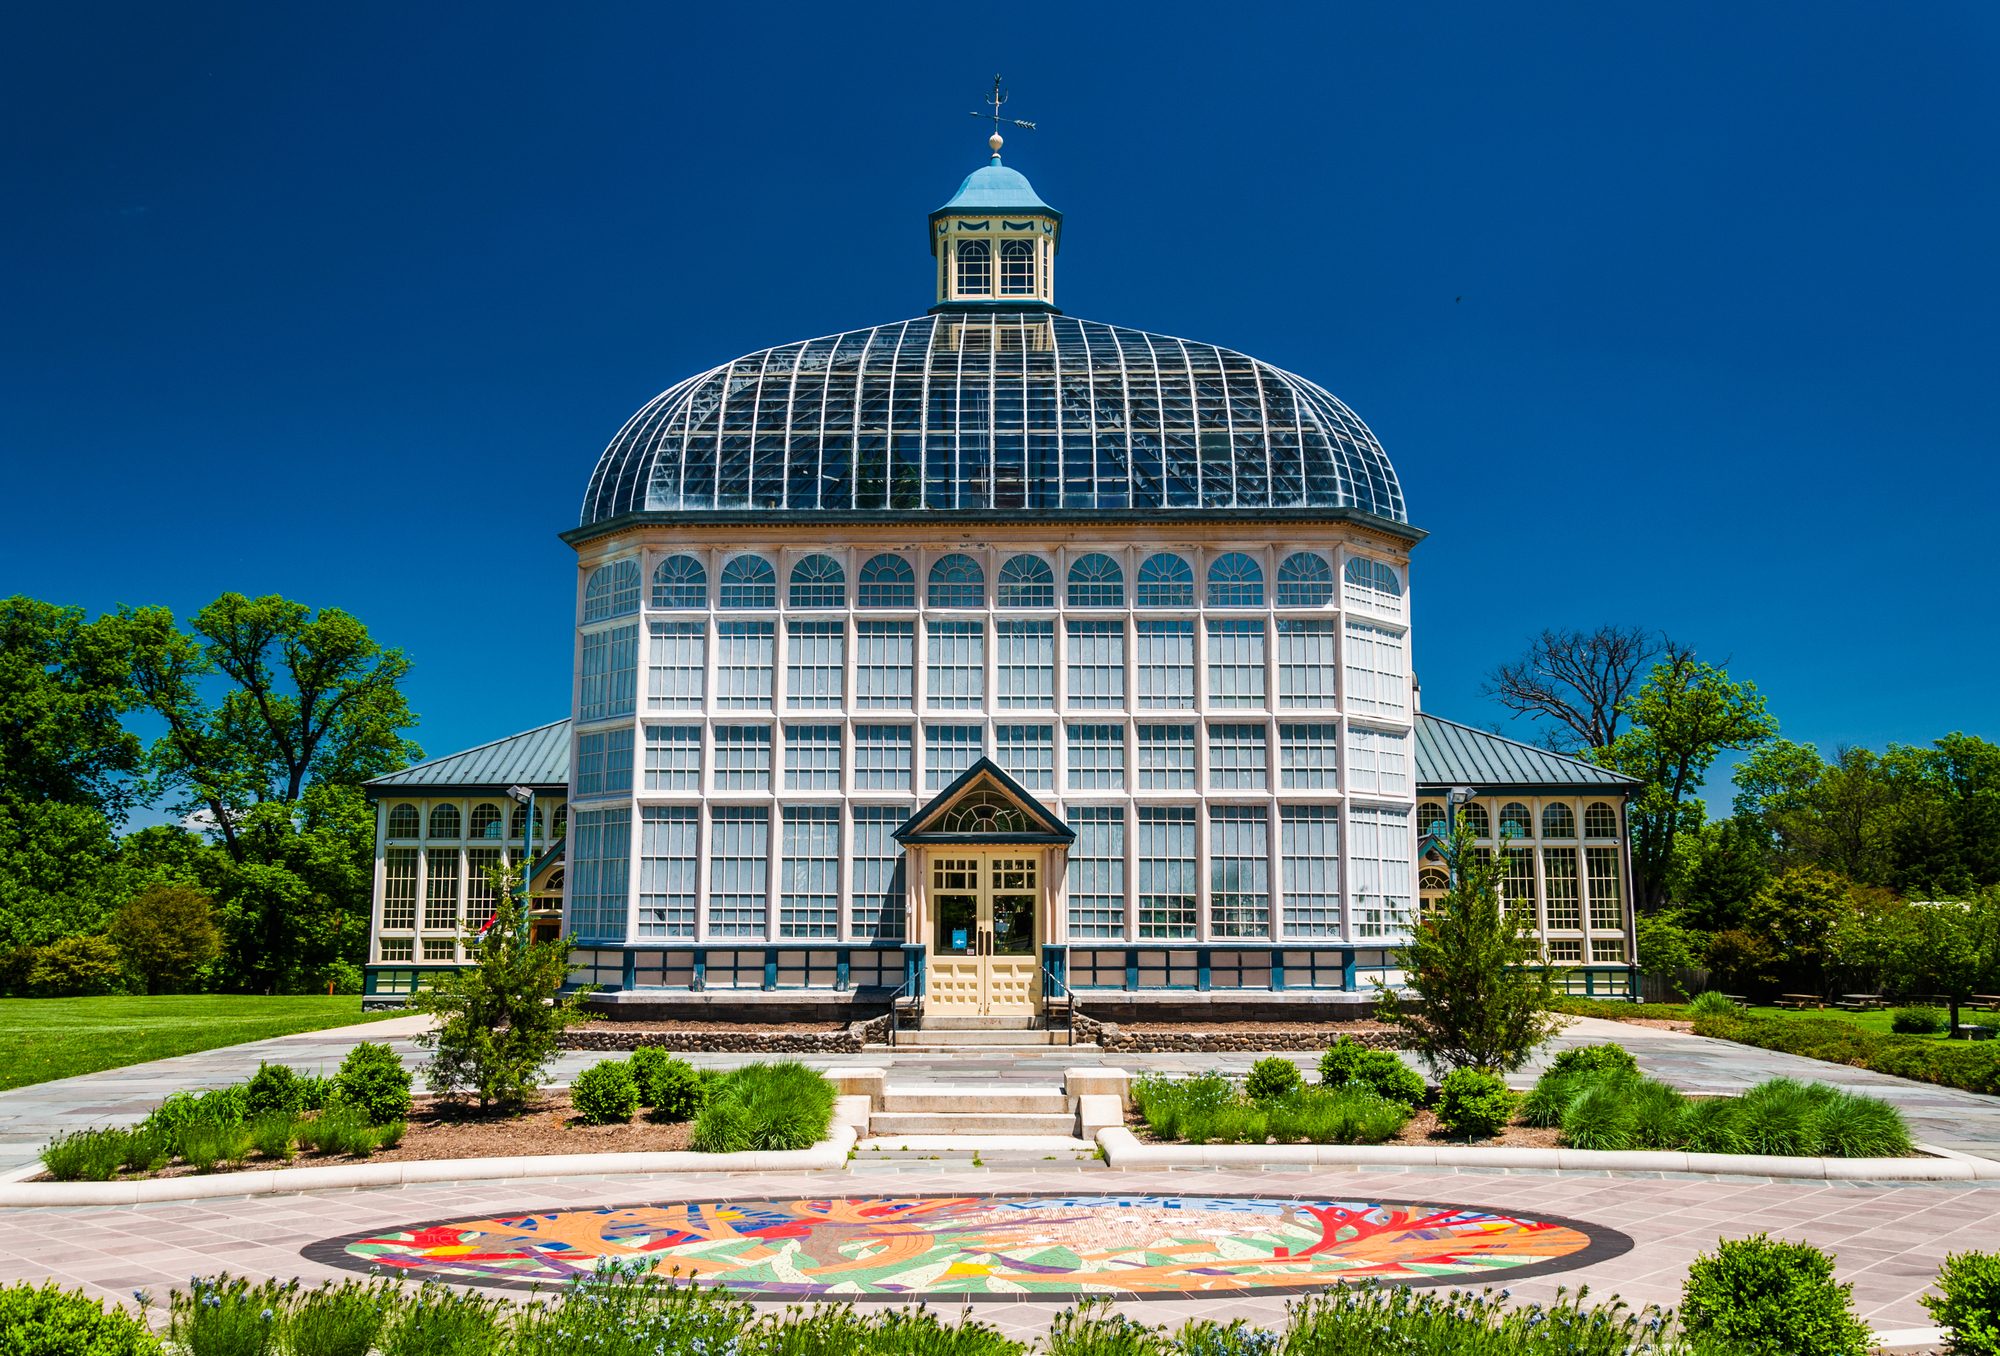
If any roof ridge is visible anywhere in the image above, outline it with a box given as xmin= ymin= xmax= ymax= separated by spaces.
xmin=1417 ymin=712 xmax=1623 ymax=778
xmin=386 ymin=718 xmax=571 ymax=775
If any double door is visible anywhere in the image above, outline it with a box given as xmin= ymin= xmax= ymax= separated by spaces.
xmin=928 ymin=855 xmax=1039 ymax=1015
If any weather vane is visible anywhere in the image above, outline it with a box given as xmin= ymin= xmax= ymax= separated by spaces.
xmin=970 ymin=74 xmax=1035 ymax=157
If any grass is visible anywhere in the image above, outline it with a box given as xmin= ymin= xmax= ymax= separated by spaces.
xmin=0 ymin=995 xmax=404 ymax=1092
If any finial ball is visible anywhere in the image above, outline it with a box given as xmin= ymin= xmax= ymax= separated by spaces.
xmin=990 ymin=132 xmax=1004 ymax=154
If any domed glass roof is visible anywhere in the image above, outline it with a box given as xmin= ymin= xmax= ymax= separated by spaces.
xmin=579 ymin=311 xmax=1405 ymax=527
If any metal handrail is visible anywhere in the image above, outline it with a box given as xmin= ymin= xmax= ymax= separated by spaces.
xmin=886 ymin=975 xmax=920 ymax=1049
xmin=1041 ymin=964 xmax=1077 ymax=1047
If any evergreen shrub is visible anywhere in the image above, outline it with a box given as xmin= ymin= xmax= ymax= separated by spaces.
xmin=1924 ymin=1250 xmax=2000 ymax=1356
xmin=243 ymin=1063 xmax=303 ymax=1118
xmin=570 ymin=1061 xmax=640 ymax=1125
xmin=1317 ymin=1037 xmax=1425 ymax=1107
xmin=1245 ymin=1057 xmax=1301 ymax=1102
xmin=331 ymin=1041 xmax=412 ymax=1125
xmin=630 ymin=1047 xmax=707 ymax=1121
xmin=1892 ymin=1006 xmax=1949 ymax=1034
xmin=1432 ymin=1068 xmax=1518 ymax=1138
xmin=0 ymin=1279 xmax=159 ymax=1356
xmin=1681 ymin=1234 xmax=1871 ymax=1356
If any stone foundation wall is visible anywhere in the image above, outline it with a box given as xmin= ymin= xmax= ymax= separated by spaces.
xmin=560 ymin=1027 xmax=868 ymax=1054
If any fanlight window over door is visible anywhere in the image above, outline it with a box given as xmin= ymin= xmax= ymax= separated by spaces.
xmin=941 ymin=791 xmax=1034 ymax=834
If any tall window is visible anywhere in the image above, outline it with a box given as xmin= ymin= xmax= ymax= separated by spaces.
xmin=854 ymin=621 xmax=912 ymax=708
xmin=1066 ymin=621 xmax=1125 ymax=708
xmin=1067 ymin=553 xmax=1125 ymax=607
xmin=1275 ymin=552 xmax=1335 ymax=607
xmin=1138 ymin=805 xmax=1195 ymax=939
xmin=926 ymin=621 xmax=984 ymax=708
xmin=785 ymin=620 xmax=843 ymax=709
xmin=1349 ymin=805 xmax=1410 ymax=939
xmin=788 ymin=555 xmax=845 ymax=608
xmin=1343 ymin=620 xmax=1406 ymax=718
xmin=575 ymin=728 xmax=632 ymax=797
xmin=382 ymin=848 xmax=417 ymax=929
xmin=996 ymin=619 xmax=1053 ymax=708
xmin=1502 ymin=846 xmax=1537 ymax=924
xmin=569 ymin=806 xmax=629 ymax=943
xmin=853 ymin=725 xmax=912 ymax=791
xmin=997 ymin=555 xmax=1054 ymax=607
xmin=507 ymin=802 xmax=543 ymax=842
xmin=925 ymin=724 xmax=982 ymax=789
xmin=1543 ymin=803 xmax=1577 ymax=839
xmin=652 ymin=555 xmax=706 ymax=609
xmin=1276 ymin=619 xmax=1336 ymax=708
xmin=580 ymin=624 xmax=638 ymax=722
xmin=1207 ymin=619 xmax=1266 ymax=707
xmin=1544 ymin=848 xmax=1581 ymax=928
xmin=1210 ymin=805 xmax=1269 ymax=938
xmin=638 ymin=805 xmax=697 ymax=939
xmin=996 ymin=724 xmax=1054 ymax=790
xmin=1588 ymin=848 xmax=1624 ymax=931
xmin=1499 ymin=802 xmax=1533 ymax=839
xmin=1282 ymin=805 xmax=1339 ymax=937
xmin=1343 ymin=556 xmax=1403 ymax=617
xmin=857 ymin=554 xmax=914 ymax=608
xmin=1136 ymin=620 xmax=1193 ymax=707
xmin=1067 ymin=724 xmax=1125 ymax=790
xmin=956 ymin=239 xmax=991 ymax=296
xmin=780 ymin=806 xmax=839 ymax=939
xmin=387 ymin=804 xmax=419 ymax=839
xmin=1137 ymin=553 xmax=1194 ymax=608
xmin=647 ymin=622 xmax=704 ymax=710
xmin=784 ymin=725 xmax=841 ymax=790
xmin=644 ymin=725 xmax=701 ymax=791
xmin=423 ymin=849 xmax=458 ymax=931
xmin=715 ymin=621 xmax=773 ymax=708
xmin=1209 ymin=722 xmax=1268 ymax=789
xmin=928 ymin=554 xmax=985 ymax=607
xmin=465 ymin=847 xmax=502 ymax=931
xmin=1068 ymin=805 xmax=1125 ymax=939
xmin=1345 ymin=726 xmax=1408 ymax=796
xmin=1584 ymin=802 xmax=1620 ymax=838
xmin=712 ymin=725 xmax=772 ymax=790
xmin=583 ymin=559 xmax=641 ymax=621
xmin=709 ymin=806 xmax=768 ymax=937
xmin=1462 ymin=802 xmax=1492 ymax=838
xmin=999 ymin=238 xmax=1035 ymax=295
xmin=428 ymin=804 xmax=460 ymax=839
xmin=851 ymin=807 xmax=908 ymax=939
xmin=470 ymin=803 xmax=503 ymax=840
xmin=1207 ymin=553 xmax=1264 ymax=607
xmin=718 ymin=555 xmax=776 ymax=609
xmin=1137 ymin=724 xmax=1196 ymax=790
xmin=1279 ymin=723 xmax=1337 ymax=789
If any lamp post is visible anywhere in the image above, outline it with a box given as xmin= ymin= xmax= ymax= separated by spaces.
xmin=506 ymin=784 xmax=535 ymax=940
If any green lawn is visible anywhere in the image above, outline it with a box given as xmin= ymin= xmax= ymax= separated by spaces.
xmin=1733 ymin=1005 xmax=1952 ymax=1040
xmin=0 ymin=995 xmax=406 ymax=1092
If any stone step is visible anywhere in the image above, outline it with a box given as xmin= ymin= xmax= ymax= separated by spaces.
xmin=884 ymin=1029 xmax=1081 ymax=1046
xmin=882 ymin=1086 xmax=1068 ymax=1114
xmin=870 ymin=1111 xmax=1079 ymax=1135
xmin=865 ymin=1042 xmax=1101 ymax=1053
xmin=918 ymin=1015 xmax=1039 ymax=1030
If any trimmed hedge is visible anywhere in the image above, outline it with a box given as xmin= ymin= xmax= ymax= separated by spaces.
xmin=1693 ymin=1013 xmax=2000 ymax=1095
xmin=1552 ymin=998 xmax=1694 ymax=1021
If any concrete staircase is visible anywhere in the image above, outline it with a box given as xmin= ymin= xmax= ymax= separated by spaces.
xmin=870 ymin=1085 xmax=1075 ymax=1136
xmin=866 ymin=1013 xmax=1092 ymax=1051
xmin=826 ymin=1067 xmax=1129 ymax=1151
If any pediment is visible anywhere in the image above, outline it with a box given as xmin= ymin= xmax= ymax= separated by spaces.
xmin=894 ymin=758 xmax=1076 ymax=846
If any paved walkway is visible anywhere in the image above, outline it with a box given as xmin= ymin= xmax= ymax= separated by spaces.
xmin=5 ymin=1014 xmax=1994 ymax=1172
xmin=0 ymin=1167 xmax=1988 ymax=1341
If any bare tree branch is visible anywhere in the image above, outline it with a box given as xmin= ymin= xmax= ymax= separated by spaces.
xmin=1481 ymin=625 xmax=1663 ymax=754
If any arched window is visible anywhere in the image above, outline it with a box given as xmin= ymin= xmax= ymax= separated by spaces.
xmin=1499 ymin=802 xmax=1533 ymax=839
xmin=956 ymin=240 xmax=991 ymax=297
xmin=999 ymin=239 xmax=1035 ymax=296
xmin=428 ymin=804 xmax=461 ymax=839
xmin=1137 ymin=553 xmax=1194 ymax=608
xmin=387 ymin=804 xmax=420 ymax=839
xmin=1343 ymin=556 xmax=1404 ymax=616
xmin=1542 ymin=803 xmax=1576 ymax=839
xmin=1419 ymin=866 xmax=1450 ymax=893
xmin=552 ymin=804 xmax=569 ymax=838
xmin=1584 ymin=802 xmax=1620 ymax=838
xmin=582 ymin=559 xmax=641 ymax=621
xmin=509 ymin=803 xmax=544 ymax=840
xmin=928 ymin=554 xmax=985 ymax=608
xmin=1207 ymin=553 xmax=1264 ymax=607
xmin=469 ymin=803 xmax=504 ymax=840
xmin=789 ymin=555 xmax=846 ymax=609
xmin=857 ymin=554 xmax=915 ymax=608
xmin=718 ymin=555 xmax=776 ymax=609
xmin=942 ymin=791 xmax=1032 ymax=833
xmin=1462 ymin=803 xmax=1491 ymax=838
xmin=1066 ymin=553 xmax=1125 ymax=608
xmin=652 ymin=555 xmax=706 ymax=609
xmin=1276 ymin=552 xmax=1335 ymax=607
xmin=1418 ymin=801 xmax=1448 ymax=836
xmin=997 ymin=555 xmax=1054 ymax=608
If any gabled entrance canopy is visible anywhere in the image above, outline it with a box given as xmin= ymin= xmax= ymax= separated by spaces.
xmin=895 ymin=758 xmax=1076 ymax=847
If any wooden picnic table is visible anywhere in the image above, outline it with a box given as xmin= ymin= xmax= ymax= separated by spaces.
xmin=1838 ymin=994 xmax=1885 ymax=1010
xmin=1777 ymin=993 xmax=1824 ymax=1010
xmin=1971 ymin=994 xmax=2000 ymax=1012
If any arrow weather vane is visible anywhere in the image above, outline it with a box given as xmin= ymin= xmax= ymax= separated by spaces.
xmin=971 ymin=74 xmax=1036 ymax=155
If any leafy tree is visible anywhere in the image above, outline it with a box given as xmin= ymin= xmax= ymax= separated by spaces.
xmin=1482 ymin=624 xmax=1660 ymax=754
xmin=0 ymin=597 xmax=142 ymax=817
xmin=25 ymin=935 xmax=126 ymax=997
xmin=1881 ymin=902 xmax=1988 ymax=1036
xmin=411 ymin=867 xmax=592 ymax=1109
xmin=1675 ymin=817 xmax=1770 ymax=932
xmin=0 ymin=801 xmax=130 ymax=950
xmin=1745 ymin=866 xmax=1856 ymax=996
xmin=1597 ymin=647 xmax=1777 ymax=914
xmin=110 ymin=884 xmax=223 ymax=995
xmin=1374 ymin=820 xmax=1563 ymax=1075
xmin=1635 ymin=911 xmax=1705 ymax=978
xmin=1705 ymin=928 xmax=1777 ymax=994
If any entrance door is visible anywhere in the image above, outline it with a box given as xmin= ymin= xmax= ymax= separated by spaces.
xmin=926 ymin=854 xmax=1040 ymax=1015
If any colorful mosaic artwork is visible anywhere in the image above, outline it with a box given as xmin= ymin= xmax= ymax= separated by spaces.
xmin=320 ymin=1195 xmax=1613 ymax=1297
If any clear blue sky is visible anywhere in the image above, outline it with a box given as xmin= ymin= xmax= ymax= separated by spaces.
xmin=4 ymin=1 xmax=1995 ymax=826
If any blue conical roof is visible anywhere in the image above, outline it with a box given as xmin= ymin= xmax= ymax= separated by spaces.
xmin=934 ymin=158 xmax=1059 ymax=215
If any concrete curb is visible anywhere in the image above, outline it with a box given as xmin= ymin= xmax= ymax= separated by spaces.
xmin=1093 ymin=1129 xmax=2000 ymax=1180
xmin=0 ymin=1126 xmax=858 ymax=1207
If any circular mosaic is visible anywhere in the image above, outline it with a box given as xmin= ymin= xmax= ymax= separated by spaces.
xmin=306 ymin=1195 xmax=1624 ymax=1298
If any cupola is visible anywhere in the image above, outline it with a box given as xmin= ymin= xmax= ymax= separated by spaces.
xmin=928 ymin=134 xmax=1062 ymax=313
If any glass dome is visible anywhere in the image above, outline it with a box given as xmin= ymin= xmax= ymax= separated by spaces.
xmin=580 ymin=311 xmax=1405 ymax=526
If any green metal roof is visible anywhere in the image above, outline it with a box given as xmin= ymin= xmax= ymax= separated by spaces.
xmin=1414 ymin=714 xmax=1639 ymax=793
xmin=364 ymin=719 xmax=570 ymax=795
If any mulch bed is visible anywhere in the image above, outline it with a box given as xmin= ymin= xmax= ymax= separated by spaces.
xmin=1115 ymin=1020 xmax=1398 ymax=1035
xmin=1619 ymin=1018 xmax=1696 ymax=1032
